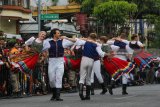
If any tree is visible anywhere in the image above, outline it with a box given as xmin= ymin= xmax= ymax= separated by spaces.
xmin=127 ymin=0 xmax=160 ymax=48
xmin=80 ymin=0 xmax=160 ymax=36
xmin=79 ymin=0 xmax=137 ymax=34
xmin=144 ymin=15 xmax=160 ymax=48
xmin=81 ymin=0 xmax=109 ymax=15
xmin=130 ymin=0 xmax=160 ymax=16
xmin=94 ymin=1 xmax=137 ymax=24
xmin=93 ymin=1 xmax=137 ymax=34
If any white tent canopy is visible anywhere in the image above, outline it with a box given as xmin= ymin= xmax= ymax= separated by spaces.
xmin=45 ymin=22 xmax=80 ymax=34
xmin=20 ymin=23 xmax=38 ymax=33
xmin=4 ymin=33 xmax=23 ymax=40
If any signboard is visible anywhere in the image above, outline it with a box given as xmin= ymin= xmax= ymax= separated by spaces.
xmin=41 ymin=14 xmax=59 ymax=20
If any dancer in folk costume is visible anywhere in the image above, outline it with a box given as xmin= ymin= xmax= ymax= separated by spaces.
xmin=43 ymin=28 xmax=76 ymax=101
xmin=90 ymin=37 xmax=108 ymax=95
xmin=126 ymin=34 xmax=156 ymax=71
xmin=75 ymin=33 xmax=109 ymax=100
xmin=106 ymin=33 xmax=135 ymax=95
xmin=10 ymin=31 xmax=47 ymax=74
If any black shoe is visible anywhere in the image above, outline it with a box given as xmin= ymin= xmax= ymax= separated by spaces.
xmin=79 ymin=84 xmax=85 ymax=100
xmin=108 ymin=86 xmax=113 ymax=95
xmin=55 ymin=88 xmax=63 ymax=101
xmin=100 ymin=83 xmax=107 ymax=95
xmin=122 ymin=84 xmax=128 ymax=95
xmin=50 ymin=88 xmax=56 ymax=101
xmin=85 ymin=85 xmax=91 ymax=100
xmin=91 ymin=83 xmax=95 ymax=95
xmin=55 ymin=98 xmax=63 ymax=101
xmin=122 ymin=92 xmax=128 ymax=95
xmin=100 ymin=89 xmax=107 ymax=95
xmin=50 ymin=96 xmax=55 ymax=101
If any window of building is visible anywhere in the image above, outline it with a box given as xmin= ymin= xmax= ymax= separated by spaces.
xmin=0 ymin=0 xmax=2 ymax=5
xmin=22 ymin=0 xmax=30 ymax=9
xmin=2 ymin=0 xmax=30 ymax=9
xmin=10 ymin=0 xmax=18 ymax=6
xmin=3 ymin=0 xmax=18 ymax=6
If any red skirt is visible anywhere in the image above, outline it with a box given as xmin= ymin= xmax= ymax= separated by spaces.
xmin=10 ymin=51 xmax=39 ymax=74
xmin=17 ymin=54 xmax=39 ymax=74
xmin=64 ymin=56 xmax=81 ymax=70
xmin=134 ymin=51 xmax=156 ymax=71
xmin=103 ymin=57 xmax=135 ymax=81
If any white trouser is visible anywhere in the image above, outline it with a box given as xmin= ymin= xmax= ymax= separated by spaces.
xmin=79 ymin=56 xmax=94 ymax=86
xmin=122 ymin=73 xmax=130 ymax=84
xmin=48 ymin=57 xmax=64 ymax=88
xmin=91 ymin=60 xmax=104 ymax=84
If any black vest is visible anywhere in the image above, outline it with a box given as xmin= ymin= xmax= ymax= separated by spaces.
xmin=48 ymin=40 xmax=64 ymax=58
xmin=83 ymin=41 xmax=99 ymax=60
xmin=129 ymin=42 xmax=140 ymax=50
xmin=114 ymin=40 xmax=126 ymax=49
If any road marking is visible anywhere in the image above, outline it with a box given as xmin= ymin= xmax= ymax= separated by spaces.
xmin=114 ymin=95 xmax=137 ymax=100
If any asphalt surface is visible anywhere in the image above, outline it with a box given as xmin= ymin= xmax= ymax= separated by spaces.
xmin=0 ymin=84 xmax=160 ymax=107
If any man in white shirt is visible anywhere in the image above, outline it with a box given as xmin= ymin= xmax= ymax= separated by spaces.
xmin=74 ymin=33 xmax=107 ymax=100
xmin=43 ymin=28 xmax=76 ymax=101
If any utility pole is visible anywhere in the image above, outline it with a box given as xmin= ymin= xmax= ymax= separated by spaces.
xmin=38 ymin=0 xmax=41 ymax=32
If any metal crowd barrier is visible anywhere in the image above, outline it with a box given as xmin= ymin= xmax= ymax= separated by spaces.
xmin=0 ymin=62 xmax=49 ymax=99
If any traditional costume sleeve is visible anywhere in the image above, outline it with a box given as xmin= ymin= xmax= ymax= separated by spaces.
xmin=121 ymin=39 xmax=130 ymax=45
xmin=96 ymin=46 xmax=105 ymax=58
xmin=126 ymin=45 xmax=134 ymax=54
xmin=110 ymin=45 xmax=120 ymax=52
xmin=63 ymin=39 xmax=75 ymax=48
xmin=74 ymin=38 xmax=86 ymax=46
xmin=42 ymin=40 xmax=51 ymax=51
xmin=137 ymin=41 xmax=143 ymax=47
xmin=107 ymin=40 xmax=114 ymax=45
xmin=25 ymin=36 xmax=35 ymax=45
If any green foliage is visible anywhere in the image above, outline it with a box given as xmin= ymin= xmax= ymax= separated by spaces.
xmin=80 ymin=0 xmax=160 ymax=37
xmin=151 ymin=18 xmax=160 ymax=48
xmin=144 ymin=15 xmax=159 ymax=25
xmin=93 ymin=1 xmax=137 ymax=25
xmin=143 ymin=14 xmax=160 ymax=48
xmin=81 ymin=0 xmax=110 ymax=15
xmin=125 ymin=0 xmax=160 ymax=18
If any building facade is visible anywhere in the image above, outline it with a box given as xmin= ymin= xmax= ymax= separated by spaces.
xmin=0 ymin=0 xmax=31 ymax=34
xmin=20 ymin=0 xmax=81 ymax=38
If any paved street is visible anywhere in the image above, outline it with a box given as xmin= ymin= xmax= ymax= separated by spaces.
xmin=0 ymin=84 xmax=160 ymax=107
